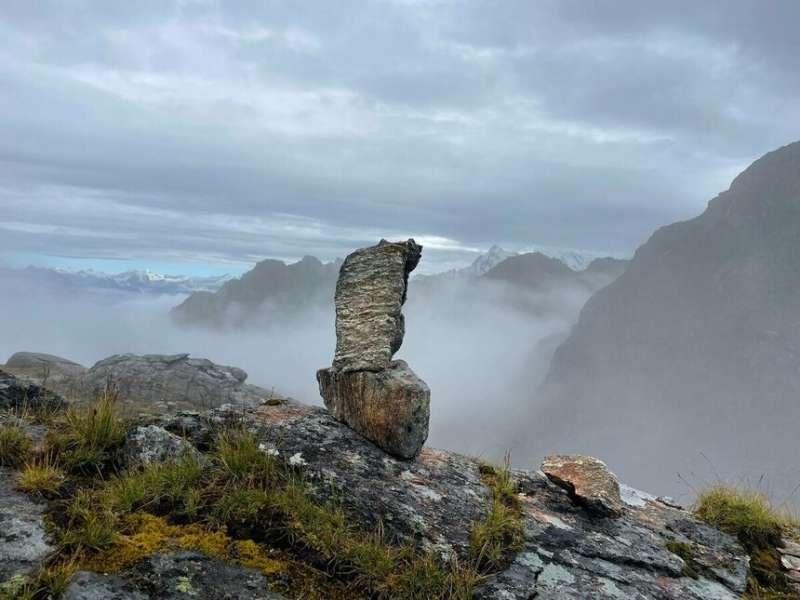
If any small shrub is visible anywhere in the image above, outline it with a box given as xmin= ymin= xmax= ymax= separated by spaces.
xmin=0 ymin=425 xmax=31 ymax=468
xmin=16 ymin=456 xmax=65 ymax=496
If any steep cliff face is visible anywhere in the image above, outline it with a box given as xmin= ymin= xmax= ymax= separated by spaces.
xmin=538 ymin=141 xmax=800 ymax=494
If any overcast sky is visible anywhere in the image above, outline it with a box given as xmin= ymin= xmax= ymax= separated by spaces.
xmin=2 ymin=0 xmax=799 ymax=275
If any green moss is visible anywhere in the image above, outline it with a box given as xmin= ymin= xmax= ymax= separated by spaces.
xmin=665 ymin=539 xmax=699 ymax=578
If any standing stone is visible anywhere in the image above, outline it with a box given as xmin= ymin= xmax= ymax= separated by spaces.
xmin=332 ymin=239 xmax=422 ymax=373
xmin=317 ymin=239 xmax=429 ymax=459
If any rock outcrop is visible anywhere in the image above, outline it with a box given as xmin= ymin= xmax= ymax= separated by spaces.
xmin=780 ymin=537 xmax=800 ymax=594
xmin=147 ymin=403 xmax=749 ymax=599
xmin=0 ymin=468 xmax=54 ymax=585
xmin=317 ymin=239 xmax=430 ymax=459
xmin=0 ymin=369 xmax=64 ymax=413
xmin=84 ymin=353 xmax=269 ymax=410
xmin=6 ymin=352 xmax=86 ymax=377
xmin=120 ymin=424 xmax=202 ymax=467
xmin=541 ymin=454 xmax=624 ymax=518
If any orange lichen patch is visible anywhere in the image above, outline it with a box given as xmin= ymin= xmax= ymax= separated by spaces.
xmin=418 ymin=448 xmax=448 ymax=468
xmin=254 ymin=404 xmax=312 ymax=424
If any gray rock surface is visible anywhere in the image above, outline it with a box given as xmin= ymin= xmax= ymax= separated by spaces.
xmin=0 ymin=467 xmax=54 ymax=583
xmin=541 ymin=454 xmax=624 ymax=518
xmin=318 ymin=239 xmax=429 ymax=459
xmin=6 ymin=351 xmax=86 ymax=376
xmin=331 ymin=239 xmax=422 ymax=373
xmin=317 ymin=359 xmax=430 ymax=459
xmin=153 ymin=403 xmax=748 ymax=599
xmin=0 ymin=369 xmax=64 ymax=413
xmin=84 ymin=353 xmax=268 ymax=409
xmin=63 ymin=551 xmax=287 ymax=600
xmin=121 ymin=425 xmax=202 ymax=466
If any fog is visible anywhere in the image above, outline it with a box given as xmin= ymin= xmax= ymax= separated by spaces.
xmin=3 ymin=272 xmax=796 ymax=509
xmin=0 ymin=274 xmax=586 ymax=457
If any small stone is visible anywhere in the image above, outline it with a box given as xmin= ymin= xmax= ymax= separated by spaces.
xmin=781 ymin=554 xmax=800 ymax=571
xmin=779 ymin=539 xmax=800 ymax=558
xmin=318 ymin=360 xmax=430 ymax=459
xmin=121 ymin=425 xmax=201 ymax=467
xmin=541 ymin=454 xmax=624 ymax=517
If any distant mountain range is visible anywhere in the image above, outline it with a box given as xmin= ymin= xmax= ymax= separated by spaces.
xmin=171 ymin=256 xmax=341 ymax=328
xmin=171 ymin=245 xmax=628 ymax=328
xmin=0 ymin=266 xmax=232 ymax=296
xmin=533 ymin=140 xmax=800 ymax=498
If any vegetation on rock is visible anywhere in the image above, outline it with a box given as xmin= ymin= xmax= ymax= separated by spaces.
xmin=1 ymin=397 xmax=523 ymax=600
xmin=695 ymin=485 xmax=799 ymax=598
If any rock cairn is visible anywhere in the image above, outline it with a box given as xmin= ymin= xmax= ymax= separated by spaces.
xmin=317 ymin=239 xmax=430 ymax=459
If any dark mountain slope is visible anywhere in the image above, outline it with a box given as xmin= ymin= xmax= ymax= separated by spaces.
xmin=171 ymin=256 xmax=340 ymax=328
xmin=535 ymin=141 xmax=800 ymax=497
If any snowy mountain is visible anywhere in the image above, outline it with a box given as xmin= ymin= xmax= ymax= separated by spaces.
xmin=462 ymin=245 xmax=519 ymax=277
xmin=0 ymin=266 xmax=232 ymax=296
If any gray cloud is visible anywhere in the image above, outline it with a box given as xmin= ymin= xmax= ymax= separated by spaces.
xmin=1 ymin=0 xmax=799 ymax=272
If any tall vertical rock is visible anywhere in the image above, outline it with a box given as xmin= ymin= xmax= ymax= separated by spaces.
xmin=317 ymin=239 xmax=430 ymax=459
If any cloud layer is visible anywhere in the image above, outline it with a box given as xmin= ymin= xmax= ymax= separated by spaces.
xmin=2 ymin=0 xmax=799 ymax=272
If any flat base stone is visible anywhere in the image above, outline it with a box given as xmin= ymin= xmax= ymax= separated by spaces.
xmin=317 ymin=360 xmax=430 ymax=459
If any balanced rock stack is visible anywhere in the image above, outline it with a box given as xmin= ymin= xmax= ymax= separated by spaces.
xmin=317 ymin=239 xmax=430 ymax=459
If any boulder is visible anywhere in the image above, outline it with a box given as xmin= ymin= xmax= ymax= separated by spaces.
xmin=317 ymin=360 xmax=431 ymax=460
xmin=318 ymin=239 xmax=429 ymax=459
xmin=6 ymin=351 xmax=86 ymax=376
xmin=0 ymin=369 xmax=64 ymax=413
xmin=120 ymin=425 xmax=202 ymax=467
xmin=541 ymin=454 xmax=624 ymax=518
xmin=0 ymin=467 xmax=54 ymax=584
xmin=331 ymin=239 xmax=421 ymax=373
xmin=84 ymin=353 xmax=268 ymax=409
xmin=63 ymin=551 xmax=287 ymax=600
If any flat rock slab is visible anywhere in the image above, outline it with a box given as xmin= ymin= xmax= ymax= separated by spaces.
xmin=156 ymin=404 xmax=748 ymax=599
xmin=542 ymin=454 xmax=624 ymax=517
xmin=0 ymin=467 xmax=54 ymax=583
xmin=63 ymin=551 xmax=287 ymax=600
xmin=332 ymin=239 xmax=421 ymax=372
xmin=85 ymin=353 xmax=267 ymax=409
xmin=317 ymin=359 xmax=430 ymax=459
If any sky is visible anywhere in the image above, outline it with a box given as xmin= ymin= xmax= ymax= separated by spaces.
xmin=2 ymin=0 xmax=799 ymax=275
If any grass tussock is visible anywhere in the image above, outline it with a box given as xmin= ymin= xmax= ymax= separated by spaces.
xmin=16 ymin=455 xmax=66 ymax=497
xmin=0 ymin=425 xmax=32 ymax=468
xmin=694 ymin=485 xmax=799 ymax=597
xmin=471 ymin=457 xmax=524 ymax=573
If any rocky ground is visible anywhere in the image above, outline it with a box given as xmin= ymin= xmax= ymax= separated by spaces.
xmin=1 ymin=374 xmax=759 ymax=599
